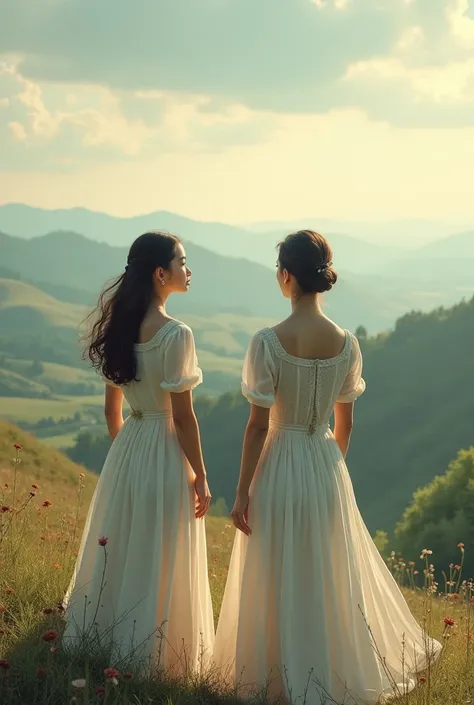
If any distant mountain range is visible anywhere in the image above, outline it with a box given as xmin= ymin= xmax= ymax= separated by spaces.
xmin=0 ymin=229 xmax=404 ymax=332
xmin=0 ymin=203 xmax=402 ymax=273
xmin=0 ymin=202 xmax=473 ymax=335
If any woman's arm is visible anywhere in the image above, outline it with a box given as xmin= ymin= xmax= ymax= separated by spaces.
xmin=170 ymin=390 xmax=211 ymax=518
xmin=333 ymin=401 xmax=354 ymax=457
xmin=232 ymin=404 xmax=270 ymax=536
xmin=104 ymin=386 xmax=124 ymax=438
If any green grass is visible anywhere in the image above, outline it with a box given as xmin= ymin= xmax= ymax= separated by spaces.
xmin=0 ymin=432 xmax=473 ymax=704
xmin=0 ymin=395 xmax=105 ymax=424
xmin=0 ymin=278 xmax=86 ymax=329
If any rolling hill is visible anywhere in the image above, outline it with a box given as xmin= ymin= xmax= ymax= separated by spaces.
xmin=0 ymin=229 xmax=410 ymax=332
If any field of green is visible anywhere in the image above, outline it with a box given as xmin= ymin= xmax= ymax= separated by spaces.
xmin=0 ymin=424 xmax=472 ymax=705
xmin=0 ymin=395 xmax=105 ymax=424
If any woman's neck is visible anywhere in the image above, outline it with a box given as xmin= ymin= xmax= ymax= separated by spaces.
xmin=290 ymin=293 xmax=322 ymax=315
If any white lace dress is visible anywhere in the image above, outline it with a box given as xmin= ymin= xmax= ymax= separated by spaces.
xmin=63 ymin=320 xmax=214 ymax=673
xmin=214 ymin=328 xmax=441 ymax=704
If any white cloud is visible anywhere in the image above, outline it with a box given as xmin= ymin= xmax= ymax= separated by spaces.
xmin=8 ymin=121 xmax=27 ymax=141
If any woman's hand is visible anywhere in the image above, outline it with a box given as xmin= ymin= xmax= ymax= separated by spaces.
xmin=231 ymin=491 xmax=251 ymax=536
xmin=194 ymin=475 xmax=211 ymax=518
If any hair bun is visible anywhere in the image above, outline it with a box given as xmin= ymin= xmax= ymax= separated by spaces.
xmin=278 ymin=230 xmax=338 ymax=294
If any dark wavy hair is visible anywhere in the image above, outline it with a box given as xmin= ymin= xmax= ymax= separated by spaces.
xmin=84 ymin=231 xmax=180 ymax=386
xmin=278 ymin=230 xmax=338 ymax=294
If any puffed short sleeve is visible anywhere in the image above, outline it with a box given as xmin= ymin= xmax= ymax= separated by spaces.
xmin=160 ymin=324 xmax=203 ymax=393
xmin=337 ymin=334 xmax=366 ymax=403
xmin=241 ymin=331 xmax=276 ymax=408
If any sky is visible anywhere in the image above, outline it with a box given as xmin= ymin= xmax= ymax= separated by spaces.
xmin=0 ymin=0 xmax=474 ymax=228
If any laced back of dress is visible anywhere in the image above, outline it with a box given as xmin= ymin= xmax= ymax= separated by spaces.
xmin=261 ymin=328 xmax=355 ymax=431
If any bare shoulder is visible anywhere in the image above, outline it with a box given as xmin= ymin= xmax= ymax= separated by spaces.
xmin=271 ymin=315 xmax=347 ymax=360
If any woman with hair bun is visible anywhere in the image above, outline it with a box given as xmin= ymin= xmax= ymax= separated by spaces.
xmin=214 ymin=230 xmax=441 ymax=704
xmin=63 ymin=232 xmax=214 ymax=672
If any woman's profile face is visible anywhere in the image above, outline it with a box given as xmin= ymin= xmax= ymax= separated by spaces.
xmin=157 ymin=242 xmax=191 ymax=294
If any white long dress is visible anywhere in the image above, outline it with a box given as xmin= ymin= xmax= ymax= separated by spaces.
xmin=214 ymin=328 xmax=441 ymax=705
xmin=63 ymin=320 xmax=214 ymax=673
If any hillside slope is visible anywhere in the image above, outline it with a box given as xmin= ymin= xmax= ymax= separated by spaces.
xmin=0 ymin=278 xmax=85 ymax=330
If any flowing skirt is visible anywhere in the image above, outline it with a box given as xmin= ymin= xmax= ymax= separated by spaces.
xmin=214 ymin=424 xmax=441 ymax=705
xmin=63 ymin=414 xmax=214 ymax=674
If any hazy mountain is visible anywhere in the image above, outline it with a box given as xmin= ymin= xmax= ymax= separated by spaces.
xmin=0 ymin=203 xmax=396 ymax=274
xmin=1 ymin=229 xmax=411 ymax=332
xmin=246 ymin=218 xmax=461 ymax=248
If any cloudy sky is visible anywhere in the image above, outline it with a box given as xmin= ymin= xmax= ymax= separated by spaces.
xmin=1 ymin=0 xmax=473 ymax=226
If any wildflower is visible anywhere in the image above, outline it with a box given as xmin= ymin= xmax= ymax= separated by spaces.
xmin=79 ymin=473 xmax=86 ymax=479
xmin=104 ymin=667 xmax=120 ymax=680
xmin=408 ymin=561 xmax=415 ymax=567
xmin=98 ymin=536 xmax=108 ymax=547
xmin=13 ymin=443 xmax=22 ymax=451
xmin=6 ymin=588 xmax=13 ymax=595
xmin=455 ymin=564 xmax=461 ymax=571
xmin=3 ymin=483 xmax=8 ymax=489
xmin=54 ymin=564 xmax=61 ymax=569
xmin=123 ymin=672 xmax=133 ymax=681
xmin=42 ymin=500 xmax=52 ymax=508
xmin=50 ymin=647 xmax=58 ymax=653
xmin=0 ymin=659 xmax=10 ymax=670
xmin=96 ymin=686 xmax=106 ymax=695
xmin=29 ymin=491 xmax=36 ymax=498
xmin=32 ymin=484 xmax=39 ymax=490
xmin=42 ymin=629 xmax=58 ymax=642
xmin=420 ymin=549 xmax=433 ymax=558
xmin=444 ymin=617 xmax=455 ymax=627
xmin=40 ymin=536 xmax=45 ymax=541
xmin=0 ymin=605 xmax=7 ymax=614
xmin=37 ymin=668 xmax=48 ymax=679
xmin=1 ymin=505 xmax=9 ymax=513
xmin=72 ymin=679 xmax=86 ymax=688
xmin=419 ymin=676 xmax=426 ymax=684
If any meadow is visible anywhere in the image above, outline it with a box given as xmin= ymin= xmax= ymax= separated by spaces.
xmin=0 ymin=433 xmax=473 ymax=705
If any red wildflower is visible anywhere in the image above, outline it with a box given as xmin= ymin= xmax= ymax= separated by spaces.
xmin=444 ymin=617 xmax=455 ymax=627
xmin=41 ymin=630 xmax=58 ymax=643
xmin=6 ymin=588 xmax=13 ymax=595
xmin=98 ymin=536 xmax=108 ymax=547
xmin=0 ymin=659 xmax=10 ymax=670
xmin=455 ymin=564 xmax=461 ymax=571
xmin=458 ymin=542 xmax=465 ymax=549
xmin=36 ymin=668 xmax=48 ymax=680
xmin=104 ymin=667 xmax=120 ymax=680
xmin=32 ymin=484 xmax=39 ymax=490
xmin=1 ymin=506 xmax=9 ymax=513
xmin=29 ymin=492 xmax=36 ymax=498
xmin=123 ymin=672 xmax=133 ymax=681
xmin=419 ymin=676 xmax=426 ymax=684
xmin=42 ymin=500 xmax=52 ymax=508
xmin=13 ymin=444 xmax=22 ymax=451
xmin=96 ymin=686 xmax=106 ymax=695
xmin=3 ymin=483 xmax=8 ymax=489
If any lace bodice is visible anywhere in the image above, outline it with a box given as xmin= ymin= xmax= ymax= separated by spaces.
xmin=104 ymin=319 xmax=202 ymax=414
xmin=242 ymin=328 xmax=365 ymax=431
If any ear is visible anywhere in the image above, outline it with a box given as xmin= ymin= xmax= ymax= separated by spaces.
xmin=283 ymin=268 xmax=290 ymax=285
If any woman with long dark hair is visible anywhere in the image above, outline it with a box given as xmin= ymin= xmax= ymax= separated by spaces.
xmin=214 ymin=230 xmax=441 ymax=704
xmin=63 ymin=232 xmax=214 ymax=672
